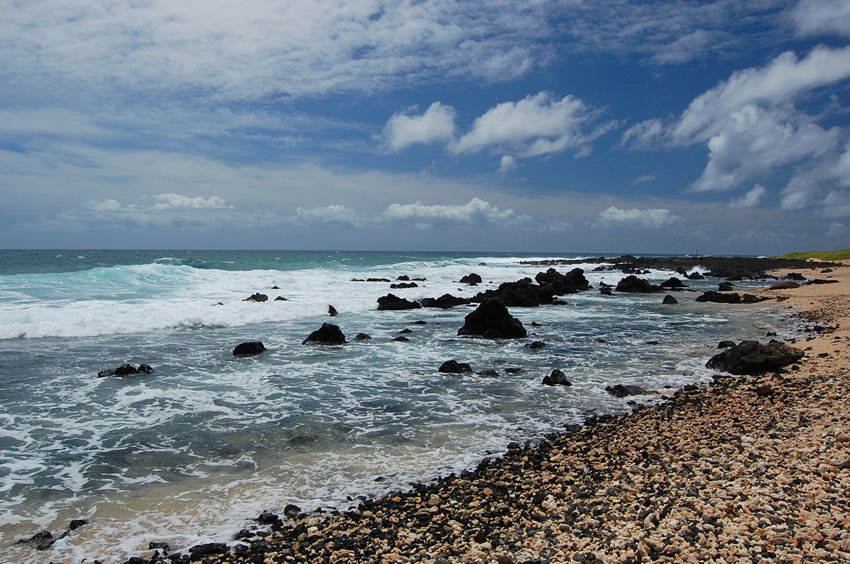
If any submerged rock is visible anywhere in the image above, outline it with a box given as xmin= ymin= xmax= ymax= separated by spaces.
xmin=420 ymin=294 xmax=469 ymax=309
xmin=439 ymin=360 xmax=473 ymax=374
xmin=660 ymin=277 xmax=687 ymax=289
xmin=695 ymin=291 xmax=766 ymax=304
xmin=377 ymin=293 xmax=422 ymax=310
xmin=605 ymin=384 xmax=647 ymax=398
xmin=542 ymin=369 xmax=571 ymax=387
xmin=457 ymin=299 xmax=527 ymax=339
xmin=16 ymin=530 xmax=55 ymax=551
xmin=243 ymin=293 xmax=268 ymax=302
xmin=390 ymin=282 xmax=419 ymax=289
xmin=525 ymin=340 xmax=546 ymax=349
xmin=615 ymin=275 xmax=661 ymax=293
xmin=354 ymin=333 xmax=372 ymax=341
xmin=706 ymin=340 xmax=804 ymax=375
xmin=302 ymin=323 xmax=346 ymax=345
xmin=662 ymin=295 xmax=678 ymax=305
xmin=718 ymin=282 xmax=735 ymax=291
xmin=459 ymin=273 xmax=482 ymax=285
xmin=233 ymin=342 xmax=266 ymax=356
xmin=97 ymin=363 xmax=154 ymax=377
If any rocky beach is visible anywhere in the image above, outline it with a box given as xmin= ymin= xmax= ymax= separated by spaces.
xmin=97 ymin=257 xmax=849 ymax=564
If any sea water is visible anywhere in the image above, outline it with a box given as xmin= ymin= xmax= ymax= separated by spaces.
xmin=0 ymin=250 xmax=783 ymax=562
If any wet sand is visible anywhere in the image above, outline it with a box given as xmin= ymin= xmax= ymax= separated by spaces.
xmin=133 ymin=260 xmax=850 ymax=563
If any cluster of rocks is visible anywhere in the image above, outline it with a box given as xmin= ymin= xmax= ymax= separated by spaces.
xmin=97 ymin=363 xmax=153 ymax=377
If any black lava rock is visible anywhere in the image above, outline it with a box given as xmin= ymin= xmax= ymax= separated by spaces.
xmin=542 ymin=369 xmax=571 ymax=387
xmin=459 ymin=273 xmax=483 ymax=284
xmin=244 ymin=293 xmax=268 ymax=302
xmin=233 ymin=342 xmax=267 ymax=356
xmin=457 ymin=299 xmax=527 ymax=339
xmin=302 ymin=323 xmax=346 ymax=345
xmin=439 ymin=360 xmax=473 ymax=374
xmin=605 ymin=384 xmax=647 ymax=398
xmin=706 ymin=340 xmax=804 ymax=375
xmin=377 ymin=293 xmax=422 ymax=310
xmin=616 ymin=275 xmax=661 ymax=293
xmin=662 ymin=295 xmax=678 ymax=305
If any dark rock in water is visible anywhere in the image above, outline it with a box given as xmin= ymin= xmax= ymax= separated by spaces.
xmin=459 ymin=273 xmax=483 ymax=284
xmin=68 ymin=519 xmax=88 ymax=531
xmin=696 ymin=291 xmax=766 ymax=304
xmin=354 ymin=333 xmax=371 ymax=341
xmin=769 ymin=281 xmax=801 ymax=290
xmin=98 ymin=363 xmax=152 ymax=377
xmin=271 ymin=285 xmax=280 ymax=289
xmin=283 ymin=504 xmax=301 ymax=519
xmin=472 ymin=278 xmax=552 ymax=307
xmin=138 ymin=364 xmax=154 ymax=374
xmin=542 ymin=369 xmax=571 ymax=387
xmin=390 ymin=282 xmax=419 ymax=289
xmin=457 ymin=299 xmax=527 ymax=339
xmin=531 ymin=320 xmax=543 ymax=327
xmin=366 ymin=278 xmax=391 ymax=282
xmin=439 ymin=360 xmax=473 ymax=374
xmin=478 ymin=369 xmax=499 ymax=377
xmin=233 ymin=342 xmax=266 ymax=356
xmin=534 ymin=268 xmax=589 ymax=294
xmin=189 ymin=543 xmax=229 ymax=557
xmin=741 ymin=294 xmax=763 ymax=303
xmin=615 ymin=275 xmax=661 ymax=293
xmin=114 ymin=364 xmax=138 ymax=375
xmin=275 ymin=296 xmax=288 ymax=301
xmin=525 ymin=340 xmax=545 ymax=349
xmin=396 ymin=275 xmax=410 ymax=281
xmin=97 ymin=369 xmax=114 ymax=378
xmin=377 ymin=293 xmax=422 ymax=310
xmin=606 ymin=384 xmax=647 ymax=398
xmin=706 ymin=340 xmax=804 ymax=375
xmin=600 ymin=287 xmax=613 ymax=296
xmin=806 ymin=278 xmax=839 ymax=285
xmin=302 ymin=323 xmax=346 ymax=345
xmin=662 ymin=295 xmax=678 ymax=305
xmin=660 ymin=277 xmax=687 ymax=289
xmin=328 ymin=305 xmax=338 ymax=316
xmin=676 ymin=267 xmax=688 ymax=276
xmin=413 ymin=320 xmax=427 ymax=324
xmin=785 ymin=272 xmax=806 ymax=280
xmin=687 ymin=271 xmax=705 ymax=280
xmin=645 ymin=340 xmax=659 ymax=345
xmin=399 ymin=328 xmax=413 ymax=334
xmin=392 ymin=335 xmax=409 ymax=342
xmin=244 ymin=293 xmax=268 ymax=302
xmin=257 ymin=511 xmax=283 ymax=528
xmin=718 ymin=340 xmax=737 ymax=349
xmin=718 ymin=282 xmax=734 ymax=291
xmin=148 ymin=541 xmax=170 ymax=551
xmin=17 ymin=530 xmax=55 ymax=550
xmin=504 ymin=367 xmax=523 ymax=374
xmin=420 ymin=293 xmax=469 ymax=309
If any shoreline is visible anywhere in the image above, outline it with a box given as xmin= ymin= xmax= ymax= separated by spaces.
xmin=114 ymin=258 xmax=850 ymax=563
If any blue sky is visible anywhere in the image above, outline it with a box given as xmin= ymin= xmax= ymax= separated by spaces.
xmin=2 ymin=0 xmax=850 ymax=254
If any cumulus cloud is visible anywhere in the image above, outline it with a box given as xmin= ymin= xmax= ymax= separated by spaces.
xmin=729 ymin=185 xmax=768 ymax=208
xmin=152 ymin=193 xmax=231 ymax=209
xmin=451 ymin=91 xmax=612 ymax=158
xmin=292 ymin=204 xmax=365 ymax=227
xmin=498 ymin=155 xmax=518 ymax=175
xmin=791 ymin=0 xmax=850 ymax=37
xmin=596 ymin=207 xmax=679 ymax=229
xmin=383 ymin=197 xmax=522 ymax=227
xmin=382 ymin=102 xmax=456 ymax=152
xmin=632 ymin=173 xmax=657 ymax=185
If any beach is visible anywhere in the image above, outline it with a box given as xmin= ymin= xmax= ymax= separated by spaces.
xmin=122 ymin=259 xmax=849 ymax=563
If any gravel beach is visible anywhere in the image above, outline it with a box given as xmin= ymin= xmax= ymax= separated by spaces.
xmin=130 ymin=261 xmax=850 ymax=563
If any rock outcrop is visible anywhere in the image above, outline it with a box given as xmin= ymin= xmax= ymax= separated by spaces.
xmin=457 ymin=299 xmax=527 ymax=339
xmin=302 ymin=323 xmax=346 ymax=345
xmin=706 ymin=340 xmax=804 ymax=375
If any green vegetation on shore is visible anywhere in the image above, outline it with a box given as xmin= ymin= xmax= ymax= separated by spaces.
xmin=778 ymin=249 xmax=850 ymax=261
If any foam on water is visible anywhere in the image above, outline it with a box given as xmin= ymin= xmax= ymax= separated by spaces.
xmin=0 ymin=253 xmax=785 ymax=562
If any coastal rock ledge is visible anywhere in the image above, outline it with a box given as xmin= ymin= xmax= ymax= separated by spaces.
xmin=706 ymin=340 xmax=804 ymax=375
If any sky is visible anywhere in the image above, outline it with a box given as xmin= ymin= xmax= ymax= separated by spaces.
xmin=1 ymin=0 xmax=850 ymax=254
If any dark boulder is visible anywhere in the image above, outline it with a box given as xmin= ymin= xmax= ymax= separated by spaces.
xmin=542 ymin=369 xmax=571 ymax=387
xmin=396 ymin=275 xmax=410 ymax=281
xmin=534 ymin=268 xmax=589 ymax=294
xmin=275 ymin=296 xmax=289 ymax=301
xmin=660 ymin=277 xmax=687 ymax=289
xmin=98 ymin=363 xmax=153 ymax=377
xmin=687 ymin=271 xmax=705 ymax=280
xmin=439 ymin=360 xmax=473 ymax=374
xmin=458 ymin=299 xmax=527 ymax=339
xmin=328 ymin=305 xmax=338 ymax=316
xmin=420 ymin=293 xmax=469 ymax=309
xmin=233 ymin=342 xmax=266 ymax=356
xmin=354 ymin=333 xmax=372 ymax=341
xmin=244 ymin=293 xmax=269 ymax=302
xmin=189 ymin=543 xmax=229 ymax=558
xmin=283 ymin=504 xmax=301 ymax=519
xmin=114 ymin=364 xmax=139 ymax=375
xmin=459 ymin=273 xmax=483 ymax=285
xmin=377 ymin=293 xmax=422 ymax=310
xmin=473 ymin=278 xmax=553 ymax=307
xmin=616 ymin=275 xmax=661 ymax=293
xmin=718 ymin=282 xmax=734 ymax=291
xmin=718 ymin=340 xmax=737 ymax=349
xmin=600 ymin=287 xmax=613 ymax=296
xmin=662 ymin=295 xmax=678 ymax=305
xmin=138 ymin=364 xmax=154 ymax=374
xmin=392 ymin=336 xmax=409 ymax=342
xmin=477 ymin=369 xmax=499 ymax=377
xmin=696 ymin=291 xmax=765 ymax=304
xmin=302 ymin=323 xmax=346 ymax=345
xmin=806 ymin=279 xmax=839 ymax=285
xmin=68 ymin=519 xmax=88 ymax=531
xmin=706 ymin=340 xmax=804 ymax=375
xmin=525 ymin=340 xmax=546 ymax=349
xmin=605 ymin=384 xmax=647 ymax=398
xmin=367 ymin=278 xmax=391 ymax=282
xmin=785 ymin=272 xmax=806 ymax=281
xmin=390 ymin=282 xmax=419 ymax=289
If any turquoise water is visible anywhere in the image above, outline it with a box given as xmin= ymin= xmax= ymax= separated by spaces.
xmin=0 ymin=250 xmax=781 ymax=562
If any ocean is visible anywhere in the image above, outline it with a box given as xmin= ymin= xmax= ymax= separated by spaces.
xmin=0 ymin=250 xmax=782 ymax=562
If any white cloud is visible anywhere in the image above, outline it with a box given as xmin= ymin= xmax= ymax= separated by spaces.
xmin=821 ymin=190 xmax=850 ymax=218
xmin=632 ymin=173 xmax=657 ymax=185
xmin=152 ymin=193 xmax=230 ymax=209
xmin=383 ymin=197 xmax=520 ymax=226
xmin=791 ymin=0 xmax=850 ymax=37
xmin=292 ymin=205 xmax=365 ymax=227
xmin=729 ymin=184 xmax=768 ymax=208
xmin=596 ymin=207 xmax=679 ymax=229
xmin=498 ymin=155 xmax=517 ymax=175
xmin=88 ymin=199 xmax=123 ymax=212
xmin=651 ymin=29 xmax=718 ymax=65
xmin=827 ymin=221 xmax=848 ymax=237
xmin=381 ymin=102 xmax=456 ymax=152
xmin=450 ymin=91 xmax=611 ymax=158
xmin=621 ymin=119 xmax=667 ymax=149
